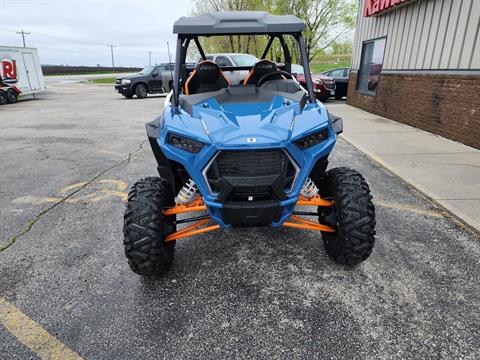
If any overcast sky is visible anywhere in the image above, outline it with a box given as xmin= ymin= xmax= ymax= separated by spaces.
xmin=0 ymin=0 xmax=194 ymax=67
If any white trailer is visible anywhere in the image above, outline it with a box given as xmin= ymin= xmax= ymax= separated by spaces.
xmin=0 ymin=46 xmax=46 ymax=98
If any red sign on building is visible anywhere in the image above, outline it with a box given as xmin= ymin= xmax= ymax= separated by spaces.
xmin=364 ymin=0 xmax=412 ymax=17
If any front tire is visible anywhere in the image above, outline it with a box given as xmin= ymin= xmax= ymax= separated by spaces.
xmin=318 ymin=167 xmax=376 ymax=265
xmin=135 ymin=83 xmax=148 ymax=99
xmin=6 ymin=89 xmax=18 ymax=104
xmin=123 ymin=177 xmax=176 ymax=275
xmin=122 ymin=92 xmax=134 ymax=99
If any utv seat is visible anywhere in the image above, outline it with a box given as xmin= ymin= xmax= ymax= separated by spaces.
xmin=184 ymin=60 xmax=230 ymax=95
xmin=243 ymin=59 xmax=283 ymax=86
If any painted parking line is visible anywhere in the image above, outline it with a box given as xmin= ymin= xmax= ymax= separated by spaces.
xmin=375 ymin=200 xmax=446 ymax=218
xmin=11 ymin=179 xmax=446 ymax=220
xmin=0 ymin=297 xmax=83 ymax=360
xmin=13 ymin=179 xmax=128 ymax=205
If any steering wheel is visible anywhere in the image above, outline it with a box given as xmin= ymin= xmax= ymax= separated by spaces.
xmin=256 ymin=70 xmax=294 ymax=87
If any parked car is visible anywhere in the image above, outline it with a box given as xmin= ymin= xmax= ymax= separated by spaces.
xmin=291 ymin=64 xmax=335 ymax=102
xmin=322 ymin=67 xmax=350 ymax=100
xmin=115 ymin=63 xmax=174 ymax=99
xmin=201 ymin=53 xmax=259 ymax=84
xmin=0 ymin=75 xmax=22 ymax=104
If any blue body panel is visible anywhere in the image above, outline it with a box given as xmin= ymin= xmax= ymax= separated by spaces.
xmin=158 ymin=94 xmax=336 ymax=228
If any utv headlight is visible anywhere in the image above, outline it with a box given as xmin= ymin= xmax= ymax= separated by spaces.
xmin=167 ymin=133 xmax=204 ymax=153
xmin=294 ymin=129 xmax=329 ymax=149
xmin=121 ymin=79 xmax=131 ymax=85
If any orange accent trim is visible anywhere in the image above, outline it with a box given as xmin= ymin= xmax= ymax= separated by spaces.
xmin=243 ymin=68 xmax=255 ymax=85
xmin=284 ymin=215 xmax=336 ymax=233
xmin=297 ymin=195 xmax=335 ymax=207
xmin=164 ymin=219 xmax=220 ymax=242
xmin=185 ymin=60 xmax=230 ymax=95
xmin=184 ymin=69 xmax=196 ymax=95
xmin=162 ymin=194 xmax=336 ymax=242
xmin=243 ymin=59 xmax=278 ymax=85
xmin=162 ymin=197 xmax=206 ymax=216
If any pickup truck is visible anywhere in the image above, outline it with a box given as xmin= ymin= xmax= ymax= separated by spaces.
xmin=202 ymin=53 xmax=259 ymax=84
xmin=115 ymin=63 xmax=174 ymax=99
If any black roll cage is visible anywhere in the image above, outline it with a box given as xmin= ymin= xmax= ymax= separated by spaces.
xmin=172 ymin=32 xmax=316 ymax=108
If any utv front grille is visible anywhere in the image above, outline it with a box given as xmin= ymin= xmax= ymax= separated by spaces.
xmin=203 ymin=149 xmax=298 ymax=202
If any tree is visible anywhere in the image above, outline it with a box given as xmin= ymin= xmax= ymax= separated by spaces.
xmin=274 ymin=0 xmax=356 ymax=62
xmin=192 ymin=0 xmax=357 ymax=63
xmin=330 ymin=40 xmax=353 ymax=55
xmin=192 ymin=0 xmax=270 ymax=56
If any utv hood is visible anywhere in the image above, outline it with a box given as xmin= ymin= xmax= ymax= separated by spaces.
xmin=194 ymin=102 xmax=329 ymax=146
xmin=167 ymin=92 xmax=331 ymax=148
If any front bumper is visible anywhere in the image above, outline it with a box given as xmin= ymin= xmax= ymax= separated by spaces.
xmin=160 ymin=141 xmax=335 ymax=229
xmin=220 ymin=200 xmax=284 ymax=227
xmin=115 ymin=84 xmax=132 ymax=94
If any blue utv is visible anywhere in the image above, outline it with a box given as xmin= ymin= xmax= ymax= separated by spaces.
xmin=123 ymin=11 xmax=376 ymax=275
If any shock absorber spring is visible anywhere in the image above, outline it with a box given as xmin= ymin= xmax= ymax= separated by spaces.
xmin=175 ymin=179 xmax=198 ymax=205
xmin=300 ymin=177 xmax=319 ymax=198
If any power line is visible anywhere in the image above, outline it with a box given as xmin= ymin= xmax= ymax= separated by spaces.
xmin=16 ymin=30 xmax=30 ymax=47
xmin=2 ymin=29 xmax=170 ymax=55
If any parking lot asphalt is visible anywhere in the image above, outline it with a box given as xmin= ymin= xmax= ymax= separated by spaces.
xmin=1 ymin=82 xmax=479 ymax=359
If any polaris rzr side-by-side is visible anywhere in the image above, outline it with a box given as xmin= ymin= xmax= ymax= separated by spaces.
xmin=123 ymin=11 xmax=376 ymax=275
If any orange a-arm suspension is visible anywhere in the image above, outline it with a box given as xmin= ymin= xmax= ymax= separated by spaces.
xmin=163 ymin=197 xmax=206 ymax=216
xmin=164 ymin=219 xmax=220 ymax=242
xmin=283 ymin=195 xmax=336 ymax=233
xmin=283 ymin=215 xmax=336 ymax=232
xmin=296 ymin=195 xmax=335 ymax=207
xmin=163 ymin=197 xmax=219 ymax=242
xmin=162 ymin=194 xmax=336 ymax=242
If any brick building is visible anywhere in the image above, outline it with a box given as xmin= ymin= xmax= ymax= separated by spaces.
xmin=348 ymin=0 xmax=480 ymax=149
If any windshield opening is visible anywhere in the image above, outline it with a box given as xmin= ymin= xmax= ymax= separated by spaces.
xmin=291 ymin=64 xmax=304 ymax=75
xmin=139 ymin=66 xmax=155 ymax=75
xmin=230 ymin=54 xmax=259 ymax=67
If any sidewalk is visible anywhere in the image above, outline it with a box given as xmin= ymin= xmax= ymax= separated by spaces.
xmin=326 ymin=102 xmax=480 ymax=233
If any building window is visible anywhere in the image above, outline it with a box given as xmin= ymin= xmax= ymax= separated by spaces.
xmin=357 ymin=37 xmax=386 ymax=94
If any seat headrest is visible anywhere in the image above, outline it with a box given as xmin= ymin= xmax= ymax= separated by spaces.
xmin=184 ymin=60 xmax=229 ymax=95
xmin=244 ymin=59 xmax=278 ymax=85
xmin=196 ymin=60 xmax=220 ymax=73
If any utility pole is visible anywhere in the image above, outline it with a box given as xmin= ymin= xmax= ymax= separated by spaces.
xmin=109 ymin=45 xmax=116 ymax=73
xmin=148 ymin=51 xmax=152 ymax=66
xmin=16 ymin=30 xmax=30 ymax=47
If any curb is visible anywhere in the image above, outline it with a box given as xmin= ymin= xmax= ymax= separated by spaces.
xmin=339 ymin=134 xmax=480 ymax=236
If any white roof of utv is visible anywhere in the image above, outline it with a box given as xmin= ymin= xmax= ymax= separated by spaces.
xmin=173 ymin=11 xmax=305 ymax=35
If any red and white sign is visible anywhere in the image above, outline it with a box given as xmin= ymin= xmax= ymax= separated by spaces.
xmin=1 ymin=57 xmax=18 ymax=80
xmin=364 ymin=0 xmax=412 ymax=17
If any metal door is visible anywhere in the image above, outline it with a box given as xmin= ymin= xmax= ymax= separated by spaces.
xmin=22 ymin=52 xmax=41 ymax=91
xmin=149 ymin=66 xmax=165 ymax=92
